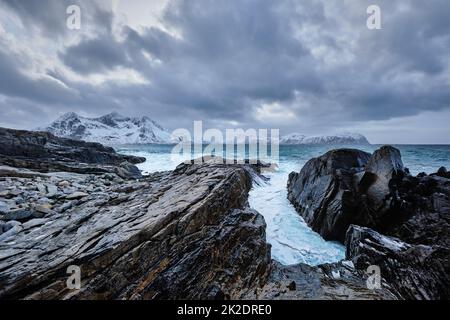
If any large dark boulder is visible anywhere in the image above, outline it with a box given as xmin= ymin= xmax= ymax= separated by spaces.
xmin=357 ymin=146 xmax=405 ymax=227
xmin=287 ymin=146 xmax=410 ymax=242
xmin=287 ymin=149 xmax=371 ymax=242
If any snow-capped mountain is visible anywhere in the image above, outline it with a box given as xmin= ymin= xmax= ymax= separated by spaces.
xmin=39 ymin=112 xmax=177 ymax=145
xmin=280 ymin=133 xmax=370 ymax=145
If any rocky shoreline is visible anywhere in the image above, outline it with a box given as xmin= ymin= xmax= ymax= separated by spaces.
xmin=287 ymin=146 xmax=449 ymax=299
xmin=0 ymin=128 xmax=448 ymax=300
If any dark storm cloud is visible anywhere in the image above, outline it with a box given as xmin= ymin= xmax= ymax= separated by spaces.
xmin=0 ymin=0 xmax=449 ymax=139
xmin=60 ymin=34 xmax=128 ymax=74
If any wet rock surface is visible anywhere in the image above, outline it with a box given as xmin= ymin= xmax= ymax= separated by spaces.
xmin=287 ymin=145 xmax=450 ymax=299
xmin=247 ymin=260 xmax=396 ymax=300
xmin=0 ymin=160 xmax=271 ymax=299
xmin=346 ymin=225 xmax=450 ymax=300
xmin=0 ymin=127 xmax=145 ymax=179
xmin=1 ymin=128 xmax=447 ymax=300
xmin=287 ymin=149 xmax=371 ymax=242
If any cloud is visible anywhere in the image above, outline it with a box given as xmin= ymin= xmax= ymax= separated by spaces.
xmin=0 ymin=0 xmax=449 ymax=143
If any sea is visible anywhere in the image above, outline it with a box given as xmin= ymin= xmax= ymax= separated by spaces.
xmin=117 ymin=144 xmax=450 ymax=266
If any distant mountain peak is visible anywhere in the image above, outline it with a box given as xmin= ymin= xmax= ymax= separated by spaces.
xmin=280 ymin=132 xmax=370 ymax=145
xmin=39 ymin=112 xmax=175 ymax=146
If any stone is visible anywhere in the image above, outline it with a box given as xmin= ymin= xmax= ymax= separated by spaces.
xmin=436 ymin=166 xmax=449 ymax=178
xmin=33 ymin=204 xmax=54 ymax=217
xmin=2 ymin=220 xmax=22 ymax=233
xmin=66 ymin=192 xmax=89 ymax=200
xmin=14 ymin=196 xmax=25 ymax=204
xmin=248 ymin=261 xmax=396 ymax=300
xmin=22 ymin=218 xmax=48 ymax=229
xmin=37 ymin=197 xmax=50 ymax=204
xmin=58 ymin=181 xmax=70 ymax=187
xmin=0 ymin=221 xmax=23 ymax=242
xmin=2 ymin=209 xmax=33 ymax=222
xmin=0 ymin=190 xmax=11 ymax=198
xmin=0 ymin=201 xmax=9 ymax=214
xmin=36 ymin=184 xmax=47 ymax=194
xmin=46 ymin=185 xmax=58 ymax=196
xmin=58 ymin=202 xmax=73 ymax=213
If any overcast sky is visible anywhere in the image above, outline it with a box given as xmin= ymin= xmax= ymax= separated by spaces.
xmin=0 ymin=0 xmax=449 ymax=144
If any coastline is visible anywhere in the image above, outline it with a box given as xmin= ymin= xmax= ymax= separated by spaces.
xmin=0 ymin=127 xmax=449 ymax=300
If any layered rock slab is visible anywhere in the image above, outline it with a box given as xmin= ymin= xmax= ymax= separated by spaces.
xmin=0 ymin=161 xmax=271 ymax=300
xmin=0 ymin=127 xmax=145 ymax=179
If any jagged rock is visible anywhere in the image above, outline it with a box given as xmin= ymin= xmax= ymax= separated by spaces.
xmin=287 ymin=149 xmax=371 ymax=241
xmin=0 ymin=127 xmax=145 ymax=179
xmin=346 ymin=225 xmax=450 ymax=300
xmin=380 ymin=171 xmax=450 ymax=247
xmin=357 ymin=146 xmax=405 ymax=225
xmin=0 ymin=161 xmax=271 ymax=300
xmin=436 ymin=166 xmax=449 ymax=178
xmin=287 ymin=145 xmax=420 ymax=242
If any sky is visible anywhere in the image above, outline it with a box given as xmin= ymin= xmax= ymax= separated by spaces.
xmin=0 ymin=0 xmax=449 ymax=144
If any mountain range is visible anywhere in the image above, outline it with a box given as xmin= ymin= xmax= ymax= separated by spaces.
xmin=39 ymin=112 xmax=370 ymax=146
xmin=279 ymin=133 xmax=370 ymax=145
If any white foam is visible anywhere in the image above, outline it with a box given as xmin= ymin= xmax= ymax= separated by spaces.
xmin=248 ymin=160 xmax=345 ymax=265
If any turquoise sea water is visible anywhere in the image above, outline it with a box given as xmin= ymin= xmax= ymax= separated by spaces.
xmin=118 ymin=144 xmax=450 ymax=266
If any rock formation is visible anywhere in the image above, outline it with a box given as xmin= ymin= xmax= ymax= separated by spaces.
xmin=0 ymin=128 xmax=397 ymax=300
xmin=346 ymin=225 xmax=450 ymax=300
xmin=287 ymin=145 xmax=450 ymax=299
xmin=1 ymin=128 xmax=448 ymax=300
xmin=0 ymin=127 xmax=145 ymax=179
xmin=287 ymin=148 xmax=371 ymax=242
xmin=0 ymin=159 xmax=271 ymax=299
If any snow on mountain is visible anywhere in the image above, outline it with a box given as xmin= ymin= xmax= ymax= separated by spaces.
xmin=280 ymin=133 xmax=370 ymax=145
xmin=39 ymin=112 xmax=177 ymax=145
